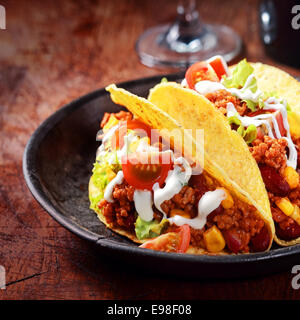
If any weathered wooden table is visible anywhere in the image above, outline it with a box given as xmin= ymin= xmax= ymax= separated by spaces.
xmin=1 ymin=0 xmax=300 ymax=299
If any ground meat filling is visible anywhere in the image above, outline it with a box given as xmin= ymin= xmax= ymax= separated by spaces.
xmin=98 ymin=175 xmax=265 ymax=252
xmin=161 ymin=186 xmax=197 ymax=217
xmin=152 ymin=175 xmax=264 ymax=252
xmin=205 ymin=90 xmax=300 ymax=240
xmin=250 ymin=136 xmax=288 ymax=172
xmin=98 ymin=182 xmax=136 ymax=230
xmin=205 ymin=89 xmax=247 ymax=116
xmin=190 ymin=198 xmax=264 ymax=253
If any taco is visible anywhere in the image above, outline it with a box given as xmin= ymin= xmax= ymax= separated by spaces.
xmin=148 ymin=56 xmax=300 ymax=247
xmin=88 ymin=84 xmax=274 ymax=254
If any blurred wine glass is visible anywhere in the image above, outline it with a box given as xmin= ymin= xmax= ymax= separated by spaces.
xmin=136 ymin=0 xmax=242 ymax=69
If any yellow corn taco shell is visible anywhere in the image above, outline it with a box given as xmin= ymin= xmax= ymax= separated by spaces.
xmin=100 ymin=84 xmax=274 ymax=253
xmin=233 ymin=63 xmax=300 ymax=114
xmin=148 ymin=82 xmax=274 ymax=249
xmin=246 ymin=63 xmax=300 ymax=246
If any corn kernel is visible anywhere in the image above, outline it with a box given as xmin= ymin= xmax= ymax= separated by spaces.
xmin=283 ymin=166 xmax=299 ymax=189
xmin=288 ymin=112 xmax=300 ymax=140
xmin=103 ymin=115 xmax=119 ymax=133
xmin=169 ymin=209 xmax=191 ymax=219
xmin=106 ymin=168 xmax=116 ymax=182
xmin=275 ymin=197 xmax=294 ymax=216
xmin=291 ymin=205 xmax=300 ymax=226
xmin=203 ymin=225 xmax=226 ymax=253
xmin=218 ymin=187 xmax=234 ymax=209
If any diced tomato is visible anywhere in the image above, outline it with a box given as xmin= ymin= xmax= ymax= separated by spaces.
xmin=140 ymin=224 xmax=191 ymax=253
xmin=111 ymin=119 xmax=152 ymax=150
xmin=275 ymin=112 xmax=287 ymax=137
xmin=250 ymin=226 xmax=270 ymax=252
xmin=185 ymin=61 xmax=219 ymax=89
xmin=223 ymin=229 xmax=243 ymax=254
xmin=121 ymin=152 xmax=173 ymax=190
xmin=248 ymin=109 xmax=276 ymax=117
xmin=248 ymin=109 xmax=286 ymax=139
xmin=256 ymin=127 xmax=265 ymax=140
xmin=207 ymin=55 xmax=228 ymax=80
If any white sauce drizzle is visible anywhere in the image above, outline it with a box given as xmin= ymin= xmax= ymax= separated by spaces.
xmin=226 ymin=74 xmax=262 ymax=103
xmin=181 ymin=78 xmax=187 ymax=87
xmin=168 ymin=189 xmax=226 ymax=229
xmin=102 ymin=125 xmax=119 ymax=144
xmin=104 ymin=171 xmax=124 ymax=203
xmin=133 ymin=190 xmax=154 ymax=222
xmin=116 ymin=133 xmax=139 ymax=161
xmin=153 ymin=157 xmax=192 ymax=216
xmin=136 ymin=139 xmax=159 ymax=153
xmin=194 ymin=81 xmax=226 ymax=95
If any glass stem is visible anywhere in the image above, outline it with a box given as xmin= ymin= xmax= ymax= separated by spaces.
xmin=163 ymin=0 xmax=207 ymax=53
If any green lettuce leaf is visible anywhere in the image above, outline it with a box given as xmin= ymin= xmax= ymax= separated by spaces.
xmin=244 ymin=99 xmax=257 ymax=112
xmin=243 ymin=124 xmax=257 ymax=144
xmin=258 ymin=91 xmax=291 ymax=111
xmin=222 ymin=59 xmax=258 ymax=111
xmin=228 ymin=115 xmax=244 ymax=136
xmin=228 ymin=116 xmax=257 ymax=144
xmin=89 ymin=150 xmax=121 ymax=213
xmin=135 ymin=217 xmax=169 ymax=240
xmin=89 ymin=162 xmax=110 ymax=213
xmin=222 ymin=59 xmax=254 ymax=89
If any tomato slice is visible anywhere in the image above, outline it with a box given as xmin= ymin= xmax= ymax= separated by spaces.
xmin=207 ymin=55 xmax=228 ymax=80
xmin=140 ymin=224 xmax=191 ymax=253
xmin=248 ymin=109 xmax=286 ymax=138
xmin=185 ymin=61 xmax=219 ymax=89
xmin=275 ymin=112 xmax=287 ymax=137
xmin=247 ymin=109 xmax=276 ymax=117
xmin=111 ymin=119 xmax=152 ymax=150
xmin=256 ymin=127 xmax=265 ymax=140
xmin=121 ymin=152 xmax=172 ymax=190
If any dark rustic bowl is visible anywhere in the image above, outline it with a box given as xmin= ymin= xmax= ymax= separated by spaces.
xmin=23 ymin=72 xmax=300 ymax=279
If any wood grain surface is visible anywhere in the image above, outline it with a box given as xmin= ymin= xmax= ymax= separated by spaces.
xmin=1 ymin=0 xmax=300 ymax=300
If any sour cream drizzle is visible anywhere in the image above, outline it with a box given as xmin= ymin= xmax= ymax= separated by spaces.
xmin=194 ymin=81 xmax=226 ymax=95
xmin=226 ymin=74 xmax=262 ymax=103
xmin=168 ymin=189 xmax=226 ymax=229
xmin=133 ymin=190 xmax=154 ymax=222
xmin=153 ymin=157 xmax=192 ymax=217
xmin=104 ymin=171 xmax=124 ymax=203
xmin=226 ymin=99 xmax=297 ymax=169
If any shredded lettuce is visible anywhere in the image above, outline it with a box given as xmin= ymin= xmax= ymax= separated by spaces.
xmin=244 ymin=99 xmax=257 ymax=112
xmin=161 ymin=77 xmax=168 ymax=83
xmin=243 ymin=124 xmax=257 ymax=144
xmin=89 ymin=162 xmax=110 ymax=213
xmin=228 ymin=116 xmax=257 ymax=144
xmin=89 ymin=150 xmax=121 ymax=213
xmin=258 ymin=91 xmax=291 ymax=111
xmin=135 ymin=217 xmax=169 ymax=240
xmin=222 ymin=59 xmax=255 ymax=89
xmin=222 ymin=59 xmax=258 ymax=111
xmin=228 ymin=115 xmax=244 ymax=136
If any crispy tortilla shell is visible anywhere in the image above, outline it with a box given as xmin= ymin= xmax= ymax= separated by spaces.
xmin=99 ymin=84 xmax=274 ymax=253
xmin=148 ymin=82 xmax=274 ymax=249
xmin=248 ymin=63 xmax=300 ymax=246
